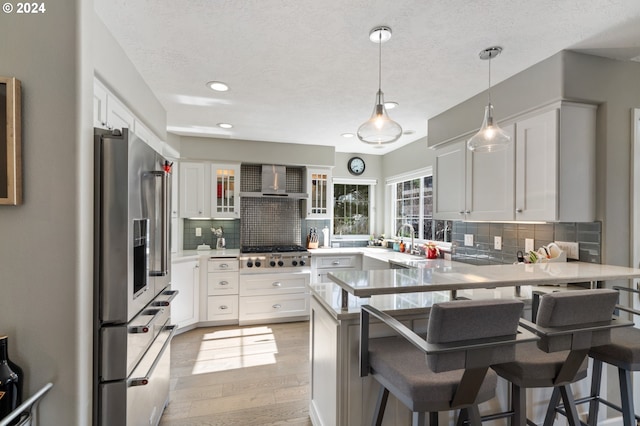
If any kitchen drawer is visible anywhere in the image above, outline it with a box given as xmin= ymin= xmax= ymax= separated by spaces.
xmin=207 ymin=272 xmax=239 ymax=295
xmin=316 ymin=255 xmax=359 ymax=269
xmin=239 ymin=293 xmax=309 ymax=324
xmin=208 ymin=258 xmax=239 ymax=272
xmin=239 ymin=272 xmax=310 ymax=296
xmin=207 ymin=295 xmax=239 ymax=321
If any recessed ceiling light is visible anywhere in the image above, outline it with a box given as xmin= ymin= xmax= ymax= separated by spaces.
xmin=384 ymin=101 xmax=399 ymax=110
xmin=207 ymin=81 xmax=229 ymax=92
xmin=217 ymin=123 xmax=233 ymax=129
xmin=341 ymin=133 xmax=355 ymax=138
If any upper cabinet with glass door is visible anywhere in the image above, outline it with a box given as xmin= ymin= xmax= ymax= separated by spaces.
xmin=305 ymin=167 xmax=332 ymax=219
xmin=211 ymin=163 xmax=240 ymax=218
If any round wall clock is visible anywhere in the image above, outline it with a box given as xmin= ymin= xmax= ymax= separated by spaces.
xmin=348 ymin=156 xmax=365 ymax=176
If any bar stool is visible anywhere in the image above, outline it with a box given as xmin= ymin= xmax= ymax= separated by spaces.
xmin=583 ymin=286 xmax=640 ymax=426
xmin=360 ymin=298 xmax=536 ymax=426
xmin=490 ymin=289 xmax=626 ymax=426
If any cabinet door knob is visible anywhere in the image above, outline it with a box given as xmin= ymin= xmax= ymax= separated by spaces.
xmin=219 ymin=280 xmax=229 ymax=286
xmin=332 ymin=261 xmax=340 ymax=265
xmin=272 ymin=282 xmax=282 ymax=287
xmin=219 ymin=305 xmax=228 ymax=310
xmin=465 ymin=210 xmax=471 ymax=214
xmin=516 ymin=208 xmax=523 ymax=213
xmin=458 ymin=211 xmax=465 ymax=215
xmin=219 ymin=264 xmax=229 ymax=269
xmin=272 ymin=304 xmax=282 ymax=309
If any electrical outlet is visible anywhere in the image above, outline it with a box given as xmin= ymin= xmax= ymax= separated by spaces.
xmin=464 ymin=234 xmax=474 ymax=247
xmin=525 ymin=238 xmax=534 ymax=253
xmin=554 ymin=241 xmax=580 ymax=260
xmin=494 ymin=236 xmax=502 ymax=250
xmin=195 ymin=227 xmax=202 ymax=237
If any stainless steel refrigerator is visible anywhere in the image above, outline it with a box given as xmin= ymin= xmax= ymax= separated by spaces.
xmin=93 ymin=128 xmax=177 ymax=426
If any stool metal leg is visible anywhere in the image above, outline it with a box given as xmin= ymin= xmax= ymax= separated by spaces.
xmin=587 ymin=359 xmax=603 ymax=426
xmin=543 ymin=387 xmax=562 ymax=426
xmin=372 ymin=386 xmax=389 ymax=426
xmin=559 ymin=384 xmax=581 ymax=426
xmin=412 ymin=411 xmax=426 ymax=426
xmin=619 ymin=367 xmax=635 ymax=426
xmin=512 ymin=383 xmax=527 ymax=426
xmin=430 ymin=412 xmax=438 ymax=426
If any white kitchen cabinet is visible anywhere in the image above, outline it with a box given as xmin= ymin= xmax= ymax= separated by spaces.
xmin=205 ymin=258 xmax=239 ymax=325
xmin=515 ymin=103 xmax=595 ymax=222
xmin=171 ymin=258 xmax=200 ymax=331
xmin=304 ymin=167 xmax=332 ymax=219
xmin=93 ymin=80 xmax=108 ymax=128
xmin=133 ymin=119 xmax=162 ymax=154
xmin=311 ymin=254 xmax=362 ymax=284
xmin=211 ymin=163 xmax=240 ymax=218
xmin=239 ymin=272 xmax=310 ymax=325
xmin=171 ymin=162 xmax=179 ymax=218
xmin=179 ymin=162 xmax=208 ymax=218
xmin=93 ymin=79 xmax=134 ymax=132
xmin=433 ymin=101 xmax=595 ymax=222
xmin=434 ymin=126 xmax=515 ymax=221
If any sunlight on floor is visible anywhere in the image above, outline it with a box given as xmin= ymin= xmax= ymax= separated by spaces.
xmin=191 ymin=326 xmax=278 ymax=374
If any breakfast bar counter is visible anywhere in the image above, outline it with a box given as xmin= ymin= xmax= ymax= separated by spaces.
xmin=309 ymin=261 xmax=640 ymax=426
xmin=328 ymin=261 xmax=640 ymax=308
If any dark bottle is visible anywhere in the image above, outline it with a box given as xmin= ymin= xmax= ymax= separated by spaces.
xmin=0 ymin=335 xmax=21 ymax=421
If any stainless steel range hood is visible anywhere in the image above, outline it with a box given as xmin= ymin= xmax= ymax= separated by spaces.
xmin=239 ymin=165 xmax=308 ymax=199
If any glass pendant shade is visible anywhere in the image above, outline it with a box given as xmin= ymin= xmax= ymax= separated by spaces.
xmin=467 ymin=103 xmax=511 ymax=152
xmin=357 ymin=90 xmax=402 ymax=145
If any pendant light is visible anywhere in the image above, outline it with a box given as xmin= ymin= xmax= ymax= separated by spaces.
xmin=357 ymin=26 xmax=402 ymax=145
xmin=467 ymin=46 xmax=511 ymax=152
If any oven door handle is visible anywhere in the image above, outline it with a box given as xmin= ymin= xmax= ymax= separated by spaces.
xmin=128 ymin=325 xmax=177 ymax=387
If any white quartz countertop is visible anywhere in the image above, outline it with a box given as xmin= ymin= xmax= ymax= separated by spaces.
xmin=172 ymin=249 xmax=240 ymax=262
xmin=328 ymin=262 xmax=640 ymax=298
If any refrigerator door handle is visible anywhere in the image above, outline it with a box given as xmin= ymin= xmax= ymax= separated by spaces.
xmin=128 ymin=325 xmax=177 ymax=387
xmin=149 ymin=170 xmax=169 ymax=277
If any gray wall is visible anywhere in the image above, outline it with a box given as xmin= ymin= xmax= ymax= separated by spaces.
xmin=0 ymin=1 xmax=93 ymax=424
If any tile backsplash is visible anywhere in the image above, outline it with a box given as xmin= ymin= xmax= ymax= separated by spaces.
xmin=451 ymin=221 xmax=601 ymax=265
xmin=183 ymin=219 xmax=240 ymax=250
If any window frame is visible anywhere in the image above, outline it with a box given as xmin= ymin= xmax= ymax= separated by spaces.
xmin=332 ymin=178 xmax=376 ymax=241
xmin=386 ymin=167 xmax=452 ymax=244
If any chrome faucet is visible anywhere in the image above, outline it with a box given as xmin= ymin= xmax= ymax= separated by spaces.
xmin=396 ymin=223 xmax=416 ymax=255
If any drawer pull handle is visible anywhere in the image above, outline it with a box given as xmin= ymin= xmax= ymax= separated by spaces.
xmin=272 ymin=304 xmax=282 ymax=309
xmin=219 ymin=263 xmax=229 ymax=269
xmin=219 ymin=280 xmax=229 ymax=286
xmin=272 ymin=282 xmax=282 ymax=287
xmin=219 ymin=305 xmax=229 ymax=310
xmin=332 ymin=261 xmax=340 ymax=265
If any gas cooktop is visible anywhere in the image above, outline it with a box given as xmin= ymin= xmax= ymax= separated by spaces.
xmin=241 ymin=245 xmax=308 ymax=254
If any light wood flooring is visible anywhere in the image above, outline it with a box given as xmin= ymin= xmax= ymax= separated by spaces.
xmin=159 ymin=321 xmax=312 ymax=426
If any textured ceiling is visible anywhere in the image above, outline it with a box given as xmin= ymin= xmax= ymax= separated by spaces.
xmin=94 ymin=0 xmax=640 ymax=155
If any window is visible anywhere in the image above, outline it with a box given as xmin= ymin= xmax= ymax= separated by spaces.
xmin=333 ymin=182 xmax=372 ymax=236
xmin=388 ymin=170 xmax=451 ymax=242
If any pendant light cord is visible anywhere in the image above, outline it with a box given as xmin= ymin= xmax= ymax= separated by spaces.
xmin=487 ymin=56 xmax=492 ymax=105
xmin=378 ymin=30 xmax=382 ymax=91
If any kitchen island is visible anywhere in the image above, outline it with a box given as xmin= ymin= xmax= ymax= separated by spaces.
xmin=308 ymin=260 xmax=640 ymax=426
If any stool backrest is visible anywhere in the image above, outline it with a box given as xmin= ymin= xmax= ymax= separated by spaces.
xmin=427 ymin=299 xmax=524 ymax=372
xmin=536 ymin=289 xmax=618 ymax=352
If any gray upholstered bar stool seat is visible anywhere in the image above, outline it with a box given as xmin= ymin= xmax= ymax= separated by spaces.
xmin=360 ymin=298 xmax=533 ymax=426
xmin=491 ymin=289 xmax=622 ymax=426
